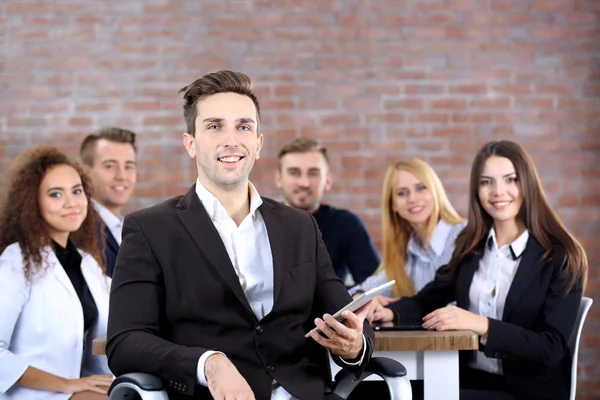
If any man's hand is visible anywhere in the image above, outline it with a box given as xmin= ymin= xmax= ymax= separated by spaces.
xmin=205 ymin=354 xmax=255 ymax=400
xmin=422 ymin=305 xmax=489 ymax=336
xmin=308 ymin=303 xmax=370 ymax=360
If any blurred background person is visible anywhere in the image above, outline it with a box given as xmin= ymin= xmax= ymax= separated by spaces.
xmin=276 ymin=138 xmax=380 ymax=286
xmin=0 ymin=147 xmax=112 ymax=400
xmin=350 ymin=158 xmax=465 ymax=301
xmin=80 ymin=127 xmax=137 ymax=277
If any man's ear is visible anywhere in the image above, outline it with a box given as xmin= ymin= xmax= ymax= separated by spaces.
xmin=324 ymin=172 xmax=333 ymax=191
xmin=255 ymin=133 xmax=264 ymax=160
xmin=275 ymin=169 xmax=282 ymax=189
xmin=183 ymin=133 xmax=196 ymax=158
xmin=81 ymin=163 xmax=91 ymax=174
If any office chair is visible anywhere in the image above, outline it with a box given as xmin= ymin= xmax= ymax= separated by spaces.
xmin=108 ymin=356 xmax=412 ymax=400
xmin=567 ymin=296 xmax=593 ymax=400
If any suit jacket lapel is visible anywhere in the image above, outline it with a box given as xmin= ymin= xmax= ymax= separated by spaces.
xmin=176 ymin=185 xmax=254 ymax=317
xmin=104 ymin=225 xmax=119 ymax=253
xmin=502 ymin=236 xmax=545 ymax=320
xmin=258 ymin=200 xmax=286 ymax=308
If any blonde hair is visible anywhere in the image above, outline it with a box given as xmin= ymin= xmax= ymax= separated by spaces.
xmin=380 ymin=158 xmax=464 ymax=298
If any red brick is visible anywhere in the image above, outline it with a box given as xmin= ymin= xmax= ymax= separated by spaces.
xmin=471 ymin=98 xmax=511 ymax=108
xmin=122 ymin=101 xmax=161 ymax=112
xmin=6 ymin=2 xmax=50 ymax=13
xmin=385 ymin=99 xmax=425 ymax=109
xmin=320 ymin=113 xmax=361 ymax=125
xmin=429 ymin=98 xmax=467 ymax=109
xmin=409 ymin=113 xmax=450 ymax=124
xmin=447 ymin=0 xmax=480 ymax=10
xmin=532 ymin=0 xmax=575 ymax=10
xmin=405 ymin=84 xmax=445 ymax=95
xmin=449 ymin=84 xmax=488 ymax=94
xmin=365 ymin=113 xmax=405 ymax=123
xmin=452 ymin=113 xmax=493 ymax=123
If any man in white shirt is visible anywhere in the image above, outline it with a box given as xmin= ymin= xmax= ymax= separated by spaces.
xmin=80 ymin=127 xmax=137 ymax=277
xmin=106 ymin=71 xmax=374 ymax=400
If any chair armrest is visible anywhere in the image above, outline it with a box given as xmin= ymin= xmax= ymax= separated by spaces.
xmin=108 ymin=372 xmax=164 ymax=394
xmin=364 ymin=357 xmax=407 ymax=377
xmin=331 ymin=357 xmax=411 ymax=400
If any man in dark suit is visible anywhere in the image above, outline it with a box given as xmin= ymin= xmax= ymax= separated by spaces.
xmin=80 ymin=127 xmax=138 ymax=277
xmin=106 ymin=71 xmax=375 ymax=400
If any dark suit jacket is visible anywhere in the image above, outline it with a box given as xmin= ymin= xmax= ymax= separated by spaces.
xmin=389 ymin=236 xmax=582 ymax=400
xmin=106 ymin=185 xmax=374 ymax=400
xmin=99 ymin=224 xmax=119 ymax=277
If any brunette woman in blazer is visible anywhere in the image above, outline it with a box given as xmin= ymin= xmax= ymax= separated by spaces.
xmin=0 ymin=147 xmax=113 ymax=400
xmin=369 ymin=140 xmax=588 ymax=400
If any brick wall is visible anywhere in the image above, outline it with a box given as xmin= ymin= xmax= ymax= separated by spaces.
xmin=1 ymin=0 xmax=599 ymax=397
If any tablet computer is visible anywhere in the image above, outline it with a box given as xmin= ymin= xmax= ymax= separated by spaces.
xmin=304 ymin=280 xmax=395 ymax=338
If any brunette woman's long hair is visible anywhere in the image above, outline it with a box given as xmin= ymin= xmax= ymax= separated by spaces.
xmin=0 ymin=147 xmax=106 ymax=281
xmin=447 ymin=140 xmax=587 ymax=293
xmin=380 ymin=158 xmax=464 ymax=298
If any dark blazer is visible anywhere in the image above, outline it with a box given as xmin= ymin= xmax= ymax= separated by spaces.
xmin=99 ymin=224 xmax=119 ymax=277
xmin=106 ymin=185 xmax=374 ymax=400
xmin=389 ymin=236 xmax=582 ymax=400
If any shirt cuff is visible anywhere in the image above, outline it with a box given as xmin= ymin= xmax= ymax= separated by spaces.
xmin=196 ymin=351 xmax=225 ymax=386
xmin=338 ymin=334 xmax=367 ymax=366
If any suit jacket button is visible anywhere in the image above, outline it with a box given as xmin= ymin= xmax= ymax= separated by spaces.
xmin=266 ymin=364 xmax=275 ymax=372
xmin=255 ymin=325 xmax=264 ymax=334
xmin=183 ymin=384 xmax=187 ymax=391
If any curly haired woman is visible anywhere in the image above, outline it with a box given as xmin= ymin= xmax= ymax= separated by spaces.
xmin=0 ymin=147 xmax=112 ymax=400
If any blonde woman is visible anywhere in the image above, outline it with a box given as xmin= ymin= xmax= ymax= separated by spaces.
xmin=349 ymin=158 xmax=465 ymax=300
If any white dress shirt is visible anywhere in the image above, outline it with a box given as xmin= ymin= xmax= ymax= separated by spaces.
xmin=92 ymin=199 xmax=123 ymax=245
xmin=193 ymin=180 xmax=295 ymax=399
xmin=468 ymin=228 xmax=529 ymax=374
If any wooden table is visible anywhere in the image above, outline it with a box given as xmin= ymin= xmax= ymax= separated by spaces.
xmin=94 ymin=330 xmax=478 ymax=400
xmin=335 ymin=330 xmax=478 ymax=400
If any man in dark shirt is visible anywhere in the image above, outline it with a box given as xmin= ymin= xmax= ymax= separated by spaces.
xmin=275 ymin=138 xmax=380 ymax=285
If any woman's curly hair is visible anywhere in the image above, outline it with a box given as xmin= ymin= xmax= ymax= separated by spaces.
xmin=0 ymin=146 xmax=106 ymax=280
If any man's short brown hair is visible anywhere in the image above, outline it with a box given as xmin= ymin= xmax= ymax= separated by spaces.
xmin=277 ymin=138 xmax=329 ymax=169
xmin=80 ymin=127 xmax=137 ymax=166
xmin=178 ymin=70 xmax=261 ymax=137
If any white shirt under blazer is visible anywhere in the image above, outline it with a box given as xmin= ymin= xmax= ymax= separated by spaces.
xmin=0 ymin=242 xmax=111 ymax=400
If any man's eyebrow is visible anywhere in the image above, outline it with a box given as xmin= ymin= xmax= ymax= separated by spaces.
xmin=201 ymin=117 xmax=257 ymax=125
xmin=202 ymin=117 xmax=224 ymax=124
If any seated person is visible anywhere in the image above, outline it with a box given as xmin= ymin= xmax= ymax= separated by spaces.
xmin=370 ymin=140 xmax=588 ymax=400
xmin=80 ymin=127 xmax=138 ymax=277
xmin=0 ymin=147 xmax=112 ymax=400
xmin=349 ymin=158 xmax=466 ymax=300
xmin=106 ymin=71 xmax=374 ymax=400
xmin=275 ymin=138 xmax=380 ymax=285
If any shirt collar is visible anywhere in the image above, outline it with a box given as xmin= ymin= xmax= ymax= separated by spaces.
xmin=195 ymin=178 xmax=263 ymax=221
xmin=92 ymin=199 xmax=123 ymax=229
xmin=407 ymin=219 xmax=453 ymax=257
xmin=487 ymin=227 xmax=529 ymax=260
